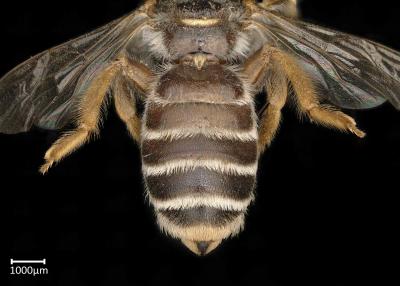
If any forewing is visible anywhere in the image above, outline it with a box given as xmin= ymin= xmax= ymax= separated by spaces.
xmin=251 ymin=11 xmax=400 ymax=110
xmin=0 ymin=11 xmax=148 ymax=134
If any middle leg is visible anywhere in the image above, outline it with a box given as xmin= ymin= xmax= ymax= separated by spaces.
xmin=258 ymin=69 xmax=288 ymax=153
xmin=242 ymin=47 xmax=288 ymax=153
xmin=113 ymin=75 xmax=142 ymax=143
xmin=113 ymin=57 xmax=154 ymax=143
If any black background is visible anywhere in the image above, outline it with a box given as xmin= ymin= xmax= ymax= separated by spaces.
xmin=2 ymin=1 xmax=398 ymax=285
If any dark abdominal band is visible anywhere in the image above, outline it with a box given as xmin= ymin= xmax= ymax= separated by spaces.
xmin=141 ymin=64 xmax=258 ymax=228
xmin=145 ymin=167 xmax=255 ymax=201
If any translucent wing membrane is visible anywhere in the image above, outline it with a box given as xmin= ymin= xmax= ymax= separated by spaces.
xmin=0 ymin=11 xmax=147 ymax=134
xmin=252 ymin=11 xmax=400 ymax=110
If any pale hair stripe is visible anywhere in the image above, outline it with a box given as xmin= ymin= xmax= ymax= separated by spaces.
xmin=142 ymin=159 xmax=258 ymax=176
xmin=149 ymin=195 xmax=254 ymax=212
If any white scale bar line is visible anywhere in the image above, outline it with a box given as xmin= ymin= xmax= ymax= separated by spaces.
xmin=10 ymin=259 xmax=46 ymax=265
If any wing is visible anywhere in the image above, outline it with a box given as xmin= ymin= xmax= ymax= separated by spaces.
xmin=250 ymin=11 xmax=400 ymax=110
xmin=0 ymin=10 xmax=148 ymax=134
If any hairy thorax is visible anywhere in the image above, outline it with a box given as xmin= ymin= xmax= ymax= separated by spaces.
xmin=165 ymin=26 xmax=233 ymax=59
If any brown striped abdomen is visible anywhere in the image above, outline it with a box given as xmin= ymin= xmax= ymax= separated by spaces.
xmin=141 ymin=64 xmax=258 ymax=242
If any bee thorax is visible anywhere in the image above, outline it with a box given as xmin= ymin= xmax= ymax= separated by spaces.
xmin=166 ymin=26 xmax=231 ymax=59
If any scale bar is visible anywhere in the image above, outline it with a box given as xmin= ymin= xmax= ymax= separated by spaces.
xmin=10 ymin=259 xmax=46 ymax=265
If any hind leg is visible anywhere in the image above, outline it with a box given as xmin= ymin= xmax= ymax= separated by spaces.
xmin=39 ymin=61 xmax=121 ymax=174
xmin=40 ymin=56 xmax=154 ymax=173
xmin=270 ymin=49 xmax=366 ymax=138
xmin=258 ymin=70 xmax=288 ymax=153
xmin=243 ymin=45 xmax=365 ymax=139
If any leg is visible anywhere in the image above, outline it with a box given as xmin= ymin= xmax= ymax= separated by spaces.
xmin=258 ymin=1 xmax=298 ymax=18
xmin=113 ymin=75 xmax=142 ymax=143
xmin=258 ymin=70 xmax=288 ymax=153
xmin=270 ymin=49 xmax=366 ymax=138
xmin=114 ymin=57 xmax=154 ymax=142
xmin=243 ymin=45 xmax=365 ymax=139
xmin=40 ymin=56 xmax=154 ymax=173
xmin=120 ymin=57 xmax=153 ymax=95
xmin=39 ymin=62 xmax=121 ymax=174
xmin=242 ymin=47 xmax=288 ymax=152
xmin=244 ymin=0 xmax=298 ymax=17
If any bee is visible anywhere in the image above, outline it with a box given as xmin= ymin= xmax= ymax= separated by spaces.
xmin=1 ymin=0 xmax=400 ymax=256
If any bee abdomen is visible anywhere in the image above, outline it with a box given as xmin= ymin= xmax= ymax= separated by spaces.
xmin=141 ymin=64 xmax=258 ymax=239
xmin=142 ymin=133 xmax=258 ymax=211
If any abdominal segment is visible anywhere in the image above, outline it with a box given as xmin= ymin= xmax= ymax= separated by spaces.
xmin=141 ymin=64 xmax=258 ymax=241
